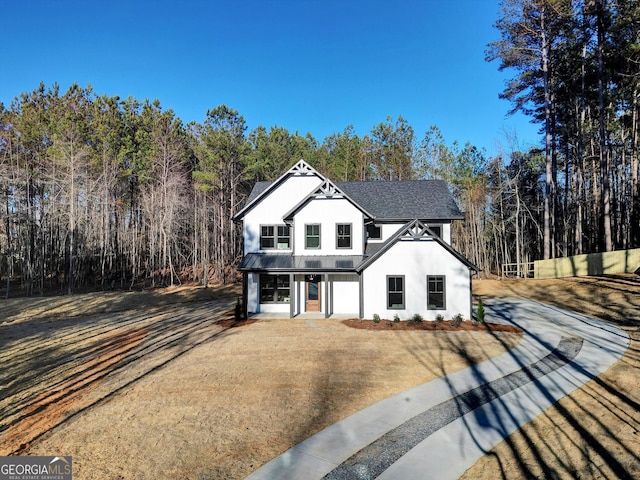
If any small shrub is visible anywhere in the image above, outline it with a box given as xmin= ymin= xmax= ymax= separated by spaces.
xmin=411 ymin=313 xmax=423 ymax=323
xmin=435 ymin=313 xmax=444 ymax=323
xmin=373 ymin=313 xmax=381 ymax=323
xmin=476 ymin=297 xmax=485 ymax=324
xmin=393 ymin=313 xmax=400 ymax=323
xmin=452 ymin=313 xmax=464 ymax=327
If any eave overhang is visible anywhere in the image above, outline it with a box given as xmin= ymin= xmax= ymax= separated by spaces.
xmin=238 ymin=253 xmax=364 ymax=273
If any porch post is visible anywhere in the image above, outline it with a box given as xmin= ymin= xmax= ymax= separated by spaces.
xmin=324 ymin=274 xmax=330 ymax=318
xmin=359 ymin=273 xmax=364 ymax=319
xmin=469 ymin=269 xmax=473 ymax=321
xmin=242 ymin=272 xmax=248 ymax=319
xmin=290 ymin=273 xmax=295 ymax=318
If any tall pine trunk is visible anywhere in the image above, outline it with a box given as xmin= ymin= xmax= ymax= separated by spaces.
xmin=541 ymin=4 xmax=555 ymax=259
xmin=596 ymin=0 xmax=613 ymax=252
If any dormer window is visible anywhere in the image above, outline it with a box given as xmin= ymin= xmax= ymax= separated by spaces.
xmin=366 ymin=224 xmax=381 ymax=240
xmin=260 ymin=225 xmax=290 ymax=250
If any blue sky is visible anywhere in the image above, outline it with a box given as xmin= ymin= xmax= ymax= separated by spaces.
xmin=0 ymin=0 xmax=540 ymax=157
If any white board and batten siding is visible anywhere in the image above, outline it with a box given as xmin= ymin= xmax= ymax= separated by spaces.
xmin=293 ymin=197 xmax=365 ymax=256
xmin=331 ymin=274 xmax=360 ymax=314
xmin=243 ymin=175 xmax=323 ymax=255
xmin=361 ymin=238 xmax=471 ymax=321
xmin=246 ymin=273 xmax=261 ymax=313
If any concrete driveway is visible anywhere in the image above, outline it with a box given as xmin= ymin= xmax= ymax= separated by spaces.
xmin=247 ymin=298 xmax=630 ymax=480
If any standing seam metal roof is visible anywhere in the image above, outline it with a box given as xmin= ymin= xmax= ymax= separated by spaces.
xmin=238 ymin=254 xmax=365 ymax=272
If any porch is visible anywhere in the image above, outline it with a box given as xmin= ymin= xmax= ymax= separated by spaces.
xmin=243 ymin=271 xmax=361 ymax=319
xmin=247 ymin=312 xmax=358 ymax=320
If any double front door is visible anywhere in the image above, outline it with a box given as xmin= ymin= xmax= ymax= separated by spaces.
xmin=305 ymin=275 xmax=321 ymax=312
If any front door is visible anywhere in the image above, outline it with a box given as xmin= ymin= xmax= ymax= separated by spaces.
xmin=305 ymin=275 xmax=321 ymax=312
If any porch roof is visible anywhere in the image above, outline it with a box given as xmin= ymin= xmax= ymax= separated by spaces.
xmin=238 ymin=253 xmax=364 ymax=272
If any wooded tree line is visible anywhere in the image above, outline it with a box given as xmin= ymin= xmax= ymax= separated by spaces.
xmin=0 ymin=84 xmax=434 ymax=296
xmin=0 ymin=0 xmax=638 ymax=296
xmin=488 ymin=0 xmax=639 ymax=259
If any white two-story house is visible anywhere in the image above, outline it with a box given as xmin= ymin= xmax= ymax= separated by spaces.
xmin=233 ymin=159 xmax=479 ymax=320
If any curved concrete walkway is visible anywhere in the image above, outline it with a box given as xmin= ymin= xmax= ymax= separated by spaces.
xmin=246 ymin=298 xmax=630 ymax=480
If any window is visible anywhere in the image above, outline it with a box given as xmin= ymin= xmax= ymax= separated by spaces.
xmin=366 ymin=224 xmax=381 ymax=240
xmin=260 ymin=225 xmax=290 ymax=250
xmin=277 ymin=225 xmax=291 ymax=249
xmin=429 ymin=225 xmax=442 ymax=238
xmin=260 ymin=226 xmax=275 ymax=249
xmin=336 ymin=223 xmax=352 ymax=249
xmin=387 ymin=275 xmax=404 ymax=309
xmin=427 ymin=275 xmax=446 ymax=310
xmin=260 ymin=274 xmax=290 ymax=303
xmin=305 ymin=224 xmax=321 ymax=249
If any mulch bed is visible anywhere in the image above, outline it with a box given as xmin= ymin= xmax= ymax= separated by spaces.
xmin=218 ymin=309 xmax=521 ymax=333
xmin=342 ymin=319 xmax=522 ymax=333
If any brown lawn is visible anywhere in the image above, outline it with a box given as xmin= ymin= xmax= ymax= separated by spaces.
xmin=1 ymin=275 xmax=637 ymax=479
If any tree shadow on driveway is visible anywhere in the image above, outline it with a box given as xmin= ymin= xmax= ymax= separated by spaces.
xmin=448 ymin=299 xmax=639 ymax=480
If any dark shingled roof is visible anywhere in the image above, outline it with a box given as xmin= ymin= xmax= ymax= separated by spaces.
xmin=336 ymin=180 xmax=462 ymax=220
xmin=242 ymin=179 xmax=462 ymax=221
xmin=245 ymin=181 xmax=271 ymax=204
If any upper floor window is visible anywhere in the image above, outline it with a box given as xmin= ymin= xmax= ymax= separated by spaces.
xmin=260 ymin=226 xmax=275 ymax=249
xmin=427 ymin=275 xmax=446 ymax=309
xmin=305 ymin=224 xmax=321 ymax=249
xmin=366 ymin=224 xmax=382 ymax=240
xmin=336 ymin=223 xmax=352 ymax=249
xmin=260 ymin=225 xmax=290 ymax=250
xmin=277 ymin=225 xmax=291 ymax=249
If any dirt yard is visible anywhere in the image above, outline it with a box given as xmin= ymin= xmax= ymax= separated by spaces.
xmin=1 ymin=275 xmax=637 ymax=479
xmin=2 ymin=284 xmax=521 ymax=479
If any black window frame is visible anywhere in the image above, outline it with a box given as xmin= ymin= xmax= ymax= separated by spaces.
xmin=305 ymin=224 xmax=321 ymax=249
xmin=276 ymin=225 xmax=291 ymax=250
xmin=427 ymin=275 xmax=446 ymax=310
xmin=259 ymin=274 xmax=291 ymax=304
xmin=336 ymin=223 xmax=352 ymax=249
xmin=260 ymin=225 xmax=275 ymax=249
xmin=387 ymin=275 xmax=405 ymax=310
xmin=366 ymin=224 xmax=382 ymax=240
xmin=260 ymin=224 xmax=291 ymax=250
xmin=428 ymin=224 xmax=442 ymax=238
